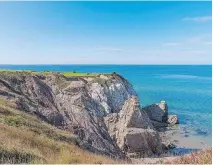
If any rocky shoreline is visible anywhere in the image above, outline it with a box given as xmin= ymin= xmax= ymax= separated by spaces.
xmin=0 ymin=71 xmax=180 ymax=160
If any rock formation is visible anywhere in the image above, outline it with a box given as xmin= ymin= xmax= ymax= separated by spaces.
xmin=143 ymin=101 xmax=179 ymax=128
xmin=0 ymin=71 xmax=176 ymax=159
xmin=167 ymin=115 xmax=179 ymax=125
xmin=104 ymin=96 xmax=163 ymax=158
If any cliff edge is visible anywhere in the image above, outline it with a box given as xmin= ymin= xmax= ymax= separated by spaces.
xmin=0 ymin=71 xmax=172 ymax=160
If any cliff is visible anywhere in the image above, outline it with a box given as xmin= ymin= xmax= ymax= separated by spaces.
xmin=0 ymin=70 xmax=175 ymax=162
xmin=0 ymin=96 xmax=122 ymax=164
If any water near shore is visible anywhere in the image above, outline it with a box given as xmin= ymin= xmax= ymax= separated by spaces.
xmin=0 ymin=65 xmax=211 ymax=150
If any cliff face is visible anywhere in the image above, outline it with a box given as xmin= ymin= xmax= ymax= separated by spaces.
xmin=0 ymin=71 xmax=164 ymax=158
xmin=104 ymin=96 xmax=163 ymax=157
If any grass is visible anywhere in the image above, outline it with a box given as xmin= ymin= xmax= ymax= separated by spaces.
xmin=0 ymin=97 xmax=122 ymax=164
xmin=0 ymin=69 xmax=100 ymax=78
xmin=0 ymin=100 xmax=77 ymax=145
xmin=165 ymin=148 xmax=212 ymax=164
xmin=63 ymin=72 xmax=99 ymax=77
xmin=1 ymin=69 xmax=211 ymax=164
xmin=0 ymin=70 xmax=53 ymax=77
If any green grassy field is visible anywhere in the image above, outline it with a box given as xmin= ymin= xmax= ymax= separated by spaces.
xmin=62 ymin=72 xmax=98 ymax=77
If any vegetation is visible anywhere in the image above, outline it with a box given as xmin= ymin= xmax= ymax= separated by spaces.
xmin=0 ymin=69 xmax=211 ymax=164
xmin=0 ymin=69 xmax=100 ymax=78
xmin=63 ymin=72 xmax=98 ymax=77
xmin=0 ymin=70 xmax=52 ymax=77
xmin=0 ymin=97 xmax=121 ymax=164
xmin=165 ymin=148 xmax=212 ymax=164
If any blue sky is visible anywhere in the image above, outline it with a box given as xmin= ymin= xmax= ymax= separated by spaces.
xmin=0 ymin=1 xmax=212 ymax=64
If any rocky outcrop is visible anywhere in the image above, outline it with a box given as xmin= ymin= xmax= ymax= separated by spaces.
xmin=104 ymin=96 xmax=163 ymax=158
xmin=0 ymin=71 xmax=165 ymax=159
xmin=143 ymin=101 xmax=179 ymax=128
xmin=167 ymin=115 xmax=179 ymax=125
xmin=143 ymin=100 xmax=168 ymax=123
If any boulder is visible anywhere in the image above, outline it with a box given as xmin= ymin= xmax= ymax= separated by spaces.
xmin=162 ymin=141 xmax=177 ymax=150
xmin=143 ymin=101 xmax=179 ymax=128
xmin=122 ymin=128 xmax=163 ymax=158
xmin=167 ymin=115 xmax=179 ymax=125
xmin=151 ymin=120 xmax=168 ymax=128
xmin=104 ymin=96 xmax=164 ymax=158
xmin=143 ymin=100 xmax=168 ymax=122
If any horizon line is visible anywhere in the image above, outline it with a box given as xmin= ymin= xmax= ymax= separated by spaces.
xmin=0 ymin=64 xmax=211 ymax=66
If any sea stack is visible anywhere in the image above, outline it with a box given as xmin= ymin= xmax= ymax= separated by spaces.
xmin=143 ymin=100 xmax=179 ymax=128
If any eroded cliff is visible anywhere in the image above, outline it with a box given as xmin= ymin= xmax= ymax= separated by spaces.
xmin=0 ymin=71 xmax=167 ymax=159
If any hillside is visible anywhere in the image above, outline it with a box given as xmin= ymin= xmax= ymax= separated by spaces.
xmin=0 ymin=70 xmax=199 ymax=164
xmin=0 ymin=96 xmax=123 ymax=163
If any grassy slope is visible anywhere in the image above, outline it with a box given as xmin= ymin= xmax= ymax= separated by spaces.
xmin=165 ymin=148 xmax=212 ymax=164
xmin=178 ymin=148 xmax=212 ymax=164
xmin=0 ymin=70 xmax=98 ymax=77
xmin=0 ymin=97 xmax=121 ymax=164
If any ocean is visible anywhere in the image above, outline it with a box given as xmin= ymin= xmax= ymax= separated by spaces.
xmin=0 ymin=65 xmax=212 ymax=149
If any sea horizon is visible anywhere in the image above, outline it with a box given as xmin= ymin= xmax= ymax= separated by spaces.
xmin=0 ymin=1 xmax=212 ymax=163
xmin=0 ymin=64 xmax=211 ymax=66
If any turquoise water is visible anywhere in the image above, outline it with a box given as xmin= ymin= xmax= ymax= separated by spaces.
xmin=0 ymin=65 xmax=212 ymax=145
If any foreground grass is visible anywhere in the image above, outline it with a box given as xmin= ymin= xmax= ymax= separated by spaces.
xmin=165 ymin=148 xmax=212 ymax=164
xmin=0 ymin=97 xmax=121 ymax=164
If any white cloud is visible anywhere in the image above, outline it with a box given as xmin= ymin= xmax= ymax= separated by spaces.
xmin=186 ymin=35 xmax=212 ymax=45
xmin=182 ymin=16 xmax=212 ymax=22
xmin=93 ymin=47 xmax=123 ymax=51
xmin=182 ymin=50 xmax=208 ymax=55
xmin=202 ymin=41 xmax=212 ymax=45
xmin=162 ymin=34 xmax=212 ymax=47
xmin=162 ymin=42 xmax=182 ymax=47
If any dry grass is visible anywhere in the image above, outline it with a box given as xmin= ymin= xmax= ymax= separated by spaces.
xmin=0 ymin=124 xmax=121 ymax=164
xmin=165 ymin=148 xmax=212 ymax=164
xmin=0 ymin=98 xmax=77 ymax=144
xmin=0 ymin=97 xmax=123 ymax=164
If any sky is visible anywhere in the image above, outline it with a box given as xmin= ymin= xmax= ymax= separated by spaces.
xmin=0 ymin=1 xmax=212 ymax=64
